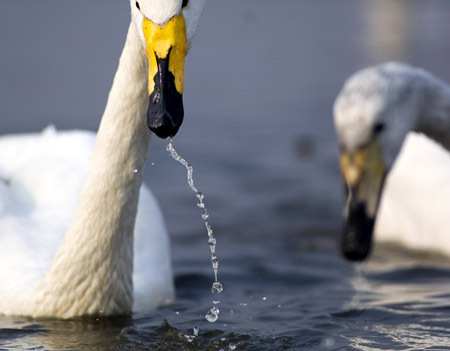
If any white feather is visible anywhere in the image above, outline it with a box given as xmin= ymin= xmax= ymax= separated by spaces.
xmin=376 ymin=133 xmax=450 ymax=255
xmin=0 ymin=128 xmax=173 ymax=315
xmin=0 ymin=0 xmax=205 ymax=318
xmin=334 ymin=62 xmax=450 ymax=256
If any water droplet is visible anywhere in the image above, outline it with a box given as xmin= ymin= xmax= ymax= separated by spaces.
xmin=240 ymin=302 xmax=247 ymax=307
xmin=133 ymin=168 xmax=138 ymax=174
xmin=213 ymin=300 xmax=220 ymax=305
xmin=212 ymin=255 xmax=219 ymax=270
xmin=205 ymin=306 xmax=220 ymax=323
xmin=321 ymin=337 xmax=335 ymax=348
xmin=193 ymin=326 xmax=199 ymax=336
xmin=167 ymin=139 xmax=224 ymax=322
xmin=262 ymin=296 xmax=267 ymax=301
xmin=212 ymin=281 xmax=223 ymax=294
xmin=175 ymin=311 xmax=180 ymax=315
xmin=229 ymin=343 xmax=236 ymax=350
xmin=205 ymin=223 xmax=213 ymax=236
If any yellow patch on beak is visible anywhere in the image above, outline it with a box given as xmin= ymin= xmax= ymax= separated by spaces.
xmin=339 ymin=149 xmax=367 ymax=187
xmin=340 ymin=139 xmax=387 ymax=217
xmin=142 ymin=14 xmax=188 ymax=95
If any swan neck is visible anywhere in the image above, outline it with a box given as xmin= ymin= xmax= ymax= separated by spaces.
xmin=34 ymin=22 xmax=150 ymax=318
xmin=416 ymin=79 xmax=450 ymax=150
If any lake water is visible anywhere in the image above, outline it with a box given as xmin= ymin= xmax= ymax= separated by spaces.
xmin=1 ymin=0 xmax=450 ymax=350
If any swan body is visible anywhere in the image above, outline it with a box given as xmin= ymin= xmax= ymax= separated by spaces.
xmin=376 ymin=132 xmax=450 ymax=255
xmin=0 ymin=128 xmax=171 ymax=315
xmin=334 ymin=62 xmax=450 ymax=260
xmin=0 ymin=0 xmax=205 ymax=318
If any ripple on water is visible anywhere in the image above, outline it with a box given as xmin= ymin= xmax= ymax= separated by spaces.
xmin=114 ymin=319 xmax=350 ymax=351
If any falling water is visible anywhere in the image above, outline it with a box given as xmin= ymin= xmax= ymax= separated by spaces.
xmin=166 ymin=138 xmax=224 ymax=323
xmin=349 ymin=263 xmax=368 ymax=308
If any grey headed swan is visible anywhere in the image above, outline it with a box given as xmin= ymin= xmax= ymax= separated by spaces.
xmin=0 ymin=0 xmax=205 ymax=318
xmin=334 ymin=62 xmax=450 ymax=261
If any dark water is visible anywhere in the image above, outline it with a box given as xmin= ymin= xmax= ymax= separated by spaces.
xmin=1 ymin=0 xmax=450 ymax=350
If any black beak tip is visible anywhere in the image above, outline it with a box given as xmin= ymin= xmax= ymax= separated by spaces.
xmin=147 ymin=106 xmax=184 ymax=139
xmin=341 ymin=202 xmax=375 ymax=262
xmin=148 ymin=122 xmax=180 ymax=139
xmin=341 ymin=235 xmax=372 ymax=262
xmin=147 ymin=53 xmax=184 ymax=139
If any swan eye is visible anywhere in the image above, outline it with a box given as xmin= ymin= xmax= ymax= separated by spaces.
xmin=182 ymin=0 xmax=189 ymax=8
xmin=135 ymin=1 xmax=141 ymax=10
xmin=373 ymin=122 xmax=385 ymax=135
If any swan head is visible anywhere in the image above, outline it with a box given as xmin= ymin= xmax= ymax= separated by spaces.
xmin=333 ymin=62 xmax=430 ymax=261
xmin=130 ymin=0 xmax=205 ymax=138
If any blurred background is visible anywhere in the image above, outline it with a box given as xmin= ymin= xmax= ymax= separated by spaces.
xmin=1 ymin=1 xmax=450 ymax=350
xmin=0 ymin=0 xmax=450 ymax=235
xmin=1 ymin=0 xmax=450 ymax=239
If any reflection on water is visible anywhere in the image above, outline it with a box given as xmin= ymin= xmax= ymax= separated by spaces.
xmin=343 ymin=248 xmax=450 ymax=350
xmin=1 ymin=238 xmax=450 ymax=350
xmin=0 ymin=315 xmax=130 ymax=350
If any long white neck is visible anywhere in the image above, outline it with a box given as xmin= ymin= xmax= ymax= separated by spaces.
xmin=416 ymin=77 xmax=450 ymax=150
xmin=28 ymin=22 xmax=151 ymax=318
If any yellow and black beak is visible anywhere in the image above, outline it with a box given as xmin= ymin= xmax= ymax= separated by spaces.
xmin=143 ymin=14 xmax=187 ymax=139
xmin=339 ymin=139 xmax=387 ymax=261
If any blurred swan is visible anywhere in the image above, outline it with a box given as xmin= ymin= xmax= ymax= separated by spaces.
xmin=0 ymin=0 xmax=205 ymax=318
xmin=334 ymin=62 xmax=450 ymax=261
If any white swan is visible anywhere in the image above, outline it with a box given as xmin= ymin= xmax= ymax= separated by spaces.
xmin=0 ymin=0 xmax=205 ymax=318
xmin=334 ymin=62 xmax=450 ymax=261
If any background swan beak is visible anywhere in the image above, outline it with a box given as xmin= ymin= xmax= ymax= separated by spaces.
xmin=339 ymin=141 xmax=387 ymax=261
xmin=143 ymin=15 xmax=187 ymax=139
xmin=341 ymin=187 xmax=376 ymax=261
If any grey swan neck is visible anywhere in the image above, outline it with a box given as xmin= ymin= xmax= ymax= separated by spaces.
xmin=416 ymin=77 xmax=450 ymax=150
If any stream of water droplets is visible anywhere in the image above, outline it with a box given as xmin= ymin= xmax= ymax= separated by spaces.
xmin=166 ymin=138 xmax=224 ymax=323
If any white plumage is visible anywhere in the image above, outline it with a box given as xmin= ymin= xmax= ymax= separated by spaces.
xmin=376 ymin=133 xmax=450 ymax=255
xmin=334 ymin=62 xmax=450 ymax=257
xmin=0 ymin=128 xmax=172 ymax=313
xmin=0 ymin=0 xmax=205 ymax=318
